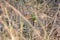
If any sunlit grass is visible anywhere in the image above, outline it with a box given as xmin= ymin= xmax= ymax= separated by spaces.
xmin=0 ymin=0 xmax=60 ymax=40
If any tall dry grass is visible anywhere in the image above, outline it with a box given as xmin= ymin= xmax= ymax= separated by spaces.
xmin=0 ymin=0 xmax=60 ymax=40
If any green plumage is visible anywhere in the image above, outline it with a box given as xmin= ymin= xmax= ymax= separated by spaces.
xmin=31 ymin=14 xmax=37 ymax=22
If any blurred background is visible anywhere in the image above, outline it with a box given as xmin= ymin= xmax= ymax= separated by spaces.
xmin=0 ymin=0 xmax=60 ymax=40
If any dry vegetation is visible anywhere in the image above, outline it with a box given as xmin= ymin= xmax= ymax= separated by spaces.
xmin=0 ymin=0 xmax=60 ymax=40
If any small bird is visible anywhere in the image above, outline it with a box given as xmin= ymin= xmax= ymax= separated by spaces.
xmin=24 ymin=14 xmax=37 ymax=22
xmin=25 ymin=14 xmax=37 ymax=26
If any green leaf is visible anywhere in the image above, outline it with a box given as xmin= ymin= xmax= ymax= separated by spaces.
xmin=31 ymin=14 xmax=36 ymax=21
